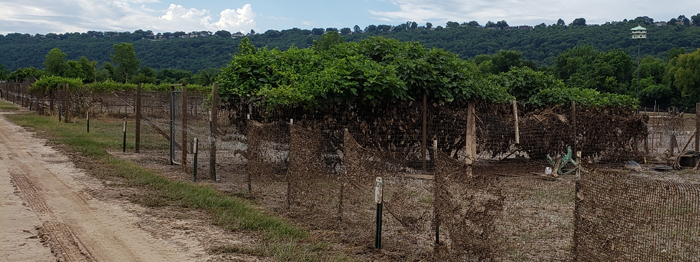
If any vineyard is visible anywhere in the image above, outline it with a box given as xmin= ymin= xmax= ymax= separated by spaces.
xmin=2 ymin=36 xmax=700 ymax=261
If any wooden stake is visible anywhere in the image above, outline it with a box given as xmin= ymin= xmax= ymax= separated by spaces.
xmin=210 ymin=83 xmax=218 ymax=180
xmin=422 ymin=94 xmax=427 ymax=174
xmin=513 ymin=100 xmax=520 ymax=144
xmin=465 ymin=102 xmax=476 ymax=166
xmin=572 ymin=101 xmax=577 ymax=161
xmin=182 ymin=85 xmax=188 ymax=167
xmin=135 ymin=83 xmax=142 ymax=153
xmin=696 ymin=103 xmax=700 ymax=151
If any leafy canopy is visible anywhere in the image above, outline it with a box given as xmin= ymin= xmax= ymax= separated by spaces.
xmin=217 ymin=36 xmax=512 ymax=109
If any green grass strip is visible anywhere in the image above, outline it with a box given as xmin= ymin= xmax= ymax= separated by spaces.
xmin=6 ymin=113 xmax=307 ymax=240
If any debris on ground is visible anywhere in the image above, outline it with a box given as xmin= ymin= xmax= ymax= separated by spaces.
xmin=625 ymin=160 xmax=642 ymax=172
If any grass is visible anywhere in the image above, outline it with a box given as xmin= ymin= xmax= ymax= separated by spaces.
xmin=5 ymin=112 xmax=351 ymax=261
xmin=0 ymin=100 xmax=18 ymax=111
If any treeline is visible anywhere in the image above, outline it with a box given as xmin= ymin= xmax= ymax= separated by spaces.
xmin=2 ymin=14 xmax=700 ymax=108
xmin=2 ymin=14 xmax=700 ymax=72
xmin=2 ymin=43 xmax=218 ymax=87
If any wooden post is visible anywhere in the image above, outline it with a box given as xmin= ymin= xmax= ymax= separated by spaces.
xmin=63 ymin=84 xmax=69 ymax=122
xmin=422 ymin=94 xmax=427 ymax=174
xmin=696 ymin=103 xmax=700 ymax=151
xmin=572 ymin=101 xmax=577 ymax=161
xmin=210 ymin=83 xmax=218 ymax=180
xmin=135 ymin=83 xmax=142 ymax=153
xmin=513 ymin=100 xmax=520 ymax=144
xmin=465 ymin=102 xmax=476 ymax=167
xmin=182 ymin=85 xmax=188 ymax=167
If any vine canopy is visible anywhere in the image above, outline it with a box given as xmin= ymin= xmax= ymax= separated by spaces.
xmin=216 ymin=36 xmax=513 ymax=109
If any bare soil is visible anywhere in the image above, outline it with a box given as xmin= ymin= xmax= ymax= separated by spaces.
xmin=0 ymin=110 xmax=262 ymax=262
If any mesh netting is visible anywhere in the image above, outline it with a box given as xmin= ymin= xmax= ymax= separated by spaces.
xmin=574 ymin=170 xmax=700 ymax=261
xmin=245 ymin=119 xmax=289 ymax=207
xmin=433 ymin=150 xmax=503 ymax=261
xmin=343 ymin=130 xmax=434 ymax=258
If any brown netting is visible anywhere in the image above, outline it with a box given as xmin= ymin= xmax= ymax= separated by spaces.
xmin=343 ymin=130 xmax=434 ymax=259
xmin=287 ymin=124 xmax=342 ymax=229
xmin=246 ymin=119 xmax=289 ymax=206
xmin=433 ymin=149 xmax=504 ymax=261
xmin=574 ymin=170 xmax=700 ymax=261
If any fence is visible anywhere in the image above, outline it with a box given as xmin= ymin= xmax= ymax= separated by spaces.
xmin=574 ymin=170 xmax=700 ymax=261
xmin=6 ymin=80 xmax=700 ymax=260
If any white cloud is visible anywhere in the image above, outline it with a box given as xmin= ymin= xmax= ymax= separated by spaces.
xmin=0 ymin=0 xmax=256 ymax=34
xmin=369 ymin=0 xmax=700 ymax=26
xmin=301 ymin=21 xmax=312 ymax=26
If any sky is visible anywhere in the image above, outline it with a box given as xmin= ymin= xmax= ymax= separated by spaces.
xmin=1 ymin=0 xmax=699 ymax=35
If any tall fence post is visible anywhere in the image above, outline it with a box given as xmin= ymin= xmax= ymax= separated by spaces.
xmin=465 ymin=101 xmax=476 ymax=169
xmin=513 ymin=100 xmax=520 ymax=144
xmin=135 ymin=83 xmax=142 ymax=153
xmin=375 ymin=177 xmax=383 ymax=249
xmin=181 ymin=85 xmax=188 ymax=167
xmin=64 ymin=83 xmax=69 ymax=122
xmin=422 ymin=94 xmax=427 ymax=173
xmin=572 ymin=101 xmax=577 ymax=161
xmin=433 ymin=140 xmax=439 ymax=246
xmin=193 ymin=137 xmax=198 ymax=182
xmin=170 ymin=85 xmax=175 ymax=165
xmin=696 ymin=103 xmax=699 ymax=152
xmin=210 ymin=83 xmax=218 ymax=181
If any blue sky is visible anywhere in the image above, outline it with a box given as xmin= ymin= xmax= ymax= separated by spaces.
xmin=1 ymin=0 xmax=699 ymax=35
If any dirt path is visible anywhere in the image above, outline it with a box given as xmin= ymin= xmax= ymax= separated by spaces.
xmin=0 ymin=112 xmax=202 ymax=262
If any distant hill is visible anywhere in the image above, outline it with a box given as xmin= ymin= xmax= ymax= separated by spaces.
xmin=2 ymin=17 xmax=700 ymax=72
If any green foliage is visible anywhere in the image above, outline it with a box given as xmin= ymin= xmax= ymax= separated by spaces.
xmin=111 ymin=43 xmax=141 ymax=83
xmin=312 ymin=31 xmax=344 ymax=51
xmin=218 ymin=37 xmax=511 ymax=109
xmin=44 ymin=48 xmax=68 ymax=76
xmin=665 ymin=48 xmax=700 ymax=108
xmin=529 ymin=87 xmax=638 ymax=107
xmin=498 ymin=66 xmax=565 ymax=101
xmin=8 ymin=67 xmax=42 ymax=81
xmin=30 ymin=76 xmax=83 ymax=94
xmin=0 ymin=63 xmax=8 ymax=80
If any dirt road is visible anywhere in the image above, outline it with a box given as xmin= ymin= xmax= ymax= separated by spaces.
xmin=0 ymin=112 xmax=201 ymax=262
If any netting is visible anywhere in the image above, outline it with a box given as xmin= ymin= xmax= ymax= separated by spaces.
xmin=433 ymin=150 xmax=503 ymax=261
xmin=9 ymin=80 xmax=689 ymax=261
xmin=574 ymin=170 xmax=700 ymax=261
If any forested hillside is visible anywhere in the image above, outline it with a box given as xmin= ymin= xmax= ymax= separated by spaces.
xmin=2 ymin=16 xmax=700 ymax=73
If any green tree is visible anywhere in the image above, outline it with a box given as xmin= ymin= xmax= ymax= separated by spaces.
xmin=665 ymin=48 xmax=700 ymax=107
xmin=64 ymin=60 xmax=85 ymax=79
xmin=79 ymin=56 xmax=97 ymax=83
xmin=467 ymin=21 xmax=480 ymax=27
xmin=557 ymin=18 xmax=565 ymax=26
xmin=490 ymin=50 xmax=523 ymax=74
xmin=0 ymin=63 xmax=8 ymax=80
xmin=131 ymin=67 xmax=157 ymax=84
xmin=353 ymin=25 xmax=362 ymax=33
xmin=110 ymin=43 xmax=141 ymax=83
xmin=312 ymin=31 xmax=344 ymax=51
xmin=44 ymin=48 xmax=68 ymax=76
xmin=340 ymin=27 xmax=352 ymax=35
xmin=8 ymin=67 xmax=41 ymax=81
xmin=571 ymin=18 xmax=587 ymax=26
xmin=215 ymin=30 xmax=231 ymax=38
xmin=446 ymin=21 xmax=460 ymax=28
xmin=426 ymin=22 xmax=432 ymax=29
xmin=311 ymin=28 xmax=325 ymax=35
xmin=498 ymin=66 xmax=565 ymax=101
